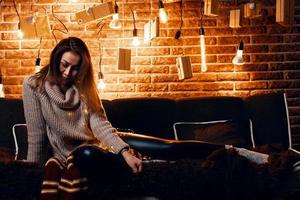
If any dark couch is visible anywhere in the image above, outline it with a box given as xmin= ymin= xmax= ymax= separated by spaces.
xmin=0 ymin=93 xmax=299 ymax=200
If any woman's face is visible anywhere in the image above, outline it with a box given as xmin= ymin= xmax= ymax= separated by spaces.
xmin=59 ymin=51 xmax=81 ymax=87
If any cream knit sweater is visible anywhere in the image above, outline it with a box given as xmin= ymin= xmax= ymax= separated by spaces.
xmin=22 ymin=76 xmax=128 ymax=166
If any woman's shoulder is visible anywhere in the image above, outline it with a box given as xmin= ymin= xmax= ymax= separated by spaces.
xmin=23 ymin=75 xmax=38 ymax=89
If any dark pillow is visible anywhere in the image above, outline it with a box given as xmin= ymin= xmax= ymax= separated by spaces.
xmin=173 ymin=120 xmax=245 ymax=146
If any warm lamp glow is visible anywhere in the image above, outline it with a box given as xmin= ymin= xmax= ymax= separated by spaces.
xmin=200 ymin=27 xmax=207 ymax=72
xmin=35 ymin=58 xmax=41 ymax=73
xmin=0 ymin=83 xmax=4 ymax=98
xmin=97 ymin=72 xmax=106 ymax=90
xmin=132 ymin=28 xmax=140 ymax=46
xmin=109 ymin=13 xmax=121 ymax=29
xmin=17 ymin=29 xmax=24 ymax=39
xmin=232 ymin=41 xmax=244 ymax=65
xmin=159 ymin=0 xmax=168 ymax=23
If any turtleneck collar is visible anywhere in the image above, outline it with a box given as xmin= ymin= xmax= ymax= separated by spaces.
xmin=45 ymin=81 xmax=80 ymax=109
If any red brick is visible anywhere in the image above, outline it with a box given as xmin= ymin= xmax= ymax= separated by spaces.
xmin=268 ymin=80 xmax=300 ymax=89
xmin=104 ymin=84 xmax=135 ymax=92
xmin=286 ymin=90 xmax=300 ymax=98
xmin=171 ymin=47 xmax=184 ymax=55
xmin=269 ymin=62 xmax=300 ymax=71
xmin=0 ymin=5 xmax=16 ymax=13
xmin=269 ymin=44 xmax=297 ymax=52
xmin=152 ymin=57 xmax=176 ymax=65
xmin=287 ymin=98 xmax=300 ymax=106
xmin=234 ymin=26 xmax=267 ymax=35
xmin=169 ymin=83 xmax=201 ymax=91
xmin=252 ymin=54 xmax=284 ymax=62
xmin=119 ymin=75 xmax=151 ymax=83
xmin=217 ymin=36 xmax=250 ymax=45
xmin=0 ymin=41 xmax=19 ymax=50
xmin=0 ymin=23 xmax=17 ymax=31
xmin=2 ymin=76 xmax=24 ymax=85
xmin=136 ymin=66 xmax=169 ymax=74
xmin=284 ymin=72 xmax=300 ymax=79
xmin=207 ymin=64 xmax=234 ymax=72
xmin=3 ymin=85 xmax=23 ymax=94
xmin=267 ymin=24 xmax=294 ymax=34
xmin=202 ymin=82 xmax=234 ymax=91
xmin=245 ymin=45 xmax=268 ymax=53
xmin=251 ymin=72 xmax=283 ymax=80
xmin=290 ymin=116 xmax=300 ymax=125
xmin=52 ymin=5 xmax=84 ymax=13
xmin=218 ymin=55 xmax=250 ymax=63
xmin=1 ymin=32 xmax=19 ymax=40
xmin=152 ymin=74 xmax=178 ymax=83
xmin=5 ymin=50 xmax=37 ymax=59
xmin=3 ymin=67 xmax=33 ymax=76
xmin=132 ymin=57 xmax=151 ymax=65
xmin=217 ymin=73 xmax=250 ymax=81
xmin=137 ymin=48 xmax=170 ymax=56
xmin=285 ymin=53 xmax=300 ymax=61
xmin=235 ymin=64 xmax=268 ymax=72
xmin=3 ymin=14 xmax=19 ymax=22
xmin=235 ymin=82 xmax=267 ymax=90
xmin=0 ymin=60 xmax=20 ymax=69
xmin=136 ymin=84 xmax=168 ymax=92
xmin=206 ymin=46 xmax=236 ymax=54
xmin=252 ymin=35 xmax=283 ymax=44
xmin=284 ymin=35 xmax=300 ymax=43
xmin=21 ymin=40 xmax=56 ymax=49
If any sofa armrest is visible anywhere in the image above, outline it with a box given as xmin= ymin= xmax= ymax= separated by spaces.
xmin=118 ymin=132 xmax=221 ymax=160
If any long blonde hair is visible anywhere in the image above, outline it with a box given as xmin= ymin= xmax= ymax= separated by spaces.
xmin=32 ymin=37 xmax=101 ymax=112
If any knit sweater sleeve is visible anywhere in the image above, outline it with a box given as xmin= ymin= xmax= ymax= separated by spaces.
xmin=89 ymin=103 xmax=129 ymax=154
xmin=23 ymin=77 xmax=48 ymax=166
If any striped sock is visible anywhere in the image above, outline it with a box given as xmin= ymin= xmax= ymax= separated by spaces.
xmin=58 ymin=157 xmax=88 ymax=200
xmin=41 ymin=157 xmax=66 ymax=200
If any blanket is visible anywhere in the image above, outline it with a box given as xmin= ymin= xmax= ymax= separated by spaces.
xmin=0 ymin=146 xmax=299 ymax=200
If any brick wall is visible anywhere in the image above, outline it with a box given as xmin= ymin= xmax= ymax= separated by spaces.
xmin=0 ymin=0 xmax=300 ymax=148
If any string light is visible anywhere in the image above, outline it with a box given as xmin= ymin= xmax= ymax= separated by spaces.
xmin=35 ymin=37 xmax=42 ymax=73
xmin=97 ymin=71 xmax=106 ymax=90
xmin=232 ymin=41 xmax=244 ymax=65
xmin=158 ymin=0 xmax=168 ymax=23
xmin=200 ymin=27 xmax=207 ymax=72
xmin=0 ymin=74 xmax=4 ymax=98
xmin=129 ymin=8 xmax=139 ymax=46
xmin=109 ymin=0 xmax=121 ymax=29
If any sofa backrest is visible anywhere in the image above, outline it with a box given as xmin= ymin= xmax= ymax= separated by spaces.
xmin=0 ymin=93 xmax=292 ymax=151
xmin=175 ymin=97 xmax=252 ymax=148
xmin=0 ymin=98 xmax=26 ymax=149
xmin=245 ymin=93 xmax=291 ymax=149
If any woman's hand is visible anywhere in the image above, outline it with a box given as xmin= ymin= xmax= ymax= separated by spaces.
xmin=121 ymin=149 xmax=142 ymax=173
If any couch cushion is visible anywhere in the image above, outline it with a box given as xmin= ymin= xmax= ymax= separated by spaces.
xmin=111 ymin=98 xmax=177 ymax=139
xmin=175 ymin=97 xmax=252 ymax=148
xmin=0 ymin=98 xmax=25 ymax=149
xmin=173 ymin=120 xmax=246 ymax=147
xmin=245 ymin=93 xmax=291 ymax=149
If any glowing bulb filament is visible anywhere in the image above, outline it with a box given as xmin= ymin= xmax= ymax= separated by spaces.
xmin=159 ymin=8 xmax=168 ymax=23
xmin=200 ymin=28 xmax=207 ymax=72
xmin=97 ymin=79 xmax=106 ymax=90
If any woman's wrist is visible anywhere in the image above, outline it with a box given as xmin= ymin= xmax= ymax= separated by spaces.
xmin=119 ymin=146 xmax=130 ymax=155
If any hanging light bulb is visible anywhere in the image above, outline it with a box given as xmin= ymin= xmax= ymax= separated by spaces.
xmin=232 ymin=41 xmax=244 ymax=65
xmin=109 ymin=13 xmax=121 ymax=29
xmin=109 ymin=1 xmax=121 ymax=30
xmin=159 ymin=0 xmax=168 ymax=23
xmin=0 ymin=75 xmax=4 ymax=98
xmin=200 ymin=27 xmax=207 ymax=72
xmin=17 ymin=23 xmax=24 ymax=39
xmin=97 ymin=71 xmax=106 ymax=90
xmin=35 ymin=58 xmax=41 ymax=73
xmin=132 ymin=28 xmax=140 ymax=46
